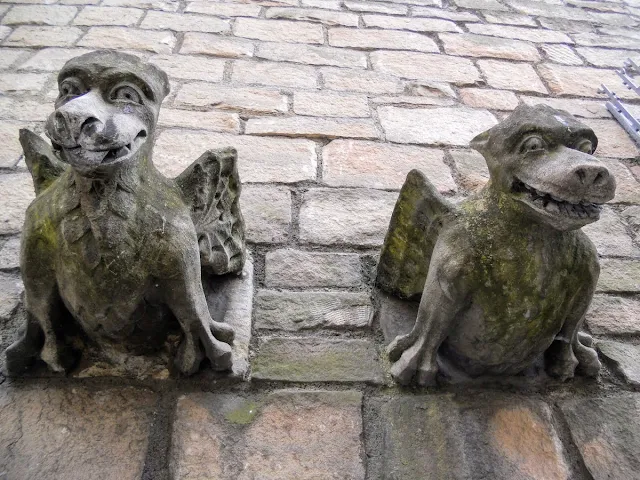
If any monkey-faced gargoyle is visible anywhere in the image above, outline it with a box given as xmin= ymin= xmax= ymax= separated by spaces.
xmin=377 ymin=104 xmax=616 ymax=386
xmin=5 ymin=50 xmax=246 ymax=376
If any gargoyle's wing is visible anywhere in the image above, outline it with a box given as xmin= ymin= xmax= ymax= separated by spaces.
xmin=176 ymin=147 xmax=246 ymax=276
xmin=19 ymin=129 xmax=66 ymax=196
xmin=376 ymin=169 xmax=457 ymax=299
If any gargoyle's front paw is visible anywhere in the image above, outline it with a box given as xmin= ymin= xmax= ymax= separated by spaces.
xmin=40 ymin=339 xmax=77 ymax=373
xmin=176 ymin=320 xmax=234 ymax=375
xmin=545 ymin=340 xmax=578 ymax=381
xmin=389 ymin=337 xmax=437 ymax=387
xmin=210 ymin=320 xmax=234 ymax=344
xmin=574 ymin=340 xmax=601 ymax=378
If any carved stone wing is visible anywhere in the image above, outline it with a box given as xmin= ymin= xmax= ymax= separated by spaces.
xmin=19 ymin=129 xmax=66 ymax=196
xmin=176 ymin=147 xmax=246 ymax=275
xmin=376 ymin=169 xmax=457 ymax=299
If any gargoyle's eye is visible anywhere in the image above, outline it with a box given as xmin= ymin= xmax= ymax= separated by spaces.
xmin=59 ymin=78 xmax=84 ymax=98
xmin=575 ymin=139 xmax=594 ymax=154
xmin=520 ymin=135 xmax=546 ymax=154
xmin=111 ymin=85 xmax=142 ymax=104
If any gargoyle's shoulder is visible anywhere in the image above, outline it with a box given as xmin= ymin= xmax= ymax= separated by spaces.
xmin=23 ymin=171 xmax=75 ymax=235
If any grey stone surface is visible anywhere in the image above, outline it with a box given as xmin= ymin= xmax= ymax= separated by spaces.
xmin=0 ymin=383 xmax=156 ymax=480
xmin=254 ymin=290 xmax=372 ymax=331
xmin=0 ymin=273 xmax=23 ymax=320
xmin=265 ymin=249 xmax=362 ymax=288
xmin=587 ymin=295 xmax=640 ymax=335
xmin=598 ymin=259 xmax=640 ymax=292
xmin=369 ymin=394 xmax=569 ymax=480
xmin=170 ymin=389 xmax=365 ymax=479
xmin=252 ymin=337 xmax=384 ymax=383
xmin=597 ymin=340 xmax=640 ymax=388
xmin=0 ymin=173 xmax=35 ymax=235
xmin=0 ymin=237 xmax=20 ymax=271
xmin=582 ymin=207 xmax=640 ymax=257
xmin=561 ymin=394 xmax=640 ymax=480
xmin=377 ymin=290 xmax=419 ymax=344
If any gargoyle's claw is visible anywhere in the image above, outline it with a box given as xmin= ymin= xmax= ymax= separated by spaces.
xmin=390 ymin=352 xmax=418 ymax=386
xmin=578 ymin=331 xmax=594 ymax=347
xmin=201 ymin=330 xmax=232 ymax=371
xmin=574 ymin=340 xmax=601 ymax=377
xmin=211 ymin=320 xmax=234 ymax=344
xmin=387 ymin=331 xmax=418 ymax=362
xmin=175 ymin=333 xmax=204 ymax=376
xmin=40 ymin=339 xmax=77 ymax=373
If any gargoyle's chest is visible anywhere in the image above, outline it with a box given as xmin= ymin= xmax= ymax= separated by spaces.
xmin=54 ymin=188 xmax=151 ymax=336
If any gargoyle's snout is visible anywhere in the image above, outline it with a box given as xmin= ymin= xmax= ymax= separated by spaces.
xmin=50 ymin=109 xmax=105 ymax=148
xmin=563 ymin=154 xmax=616 ymax=204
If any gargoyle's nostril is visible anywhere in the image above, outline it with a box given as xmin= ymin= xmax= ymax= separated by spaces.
xmin=80 ymin=117 xmax=101 ymax=137
xmin=54 ymin=111 xmax=66 ymax=133
xmin=576 ymin=168 xmax=586 ymax=184
xmin=593 ymin=171 xmax=606 ymax=186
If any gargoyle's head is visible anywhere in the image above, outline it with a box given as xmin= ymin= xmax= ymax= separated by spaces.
xmin=470 ymin=104 xmax=616 ymax=231
xmin=45 ymin=50 xmax=169 ymax=175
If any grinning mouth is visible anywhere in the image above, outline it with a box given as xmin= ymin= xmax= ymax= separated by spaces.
xmin=512 ymin=178 xmax=602 ymax=220
xmin=54 ymin=131 xmax=147 ymax=165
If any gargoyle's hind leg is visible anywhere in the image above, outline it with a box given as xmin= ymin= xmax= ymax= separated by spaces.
xmin=6 ymin=286 xmax=76 ymax=373
xmin=546 ymin=284 xmax=600 ymax=380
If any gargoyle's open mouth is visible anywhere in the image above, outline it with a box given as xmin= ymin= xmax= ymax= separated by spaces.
xmin=54 ymin=130 xmax=147 ymax=167
xmin=512 ymin=178 xmax=602 ymax=221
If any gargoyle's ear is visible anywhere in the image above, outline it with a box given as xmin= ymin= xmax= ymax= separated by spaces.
xmin=470 ymin=130 xmax=490 ymax=155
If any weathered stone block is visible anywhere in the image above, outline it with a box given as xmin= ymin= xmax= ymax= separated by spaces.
xmin=170 ymin=389 xmax=365 ymax=479
xmin=299 ymin=188 xmax=397 ymax=246
xmin=371 ymin=50 xmax=481 ymax=84
xmin=467 ymin=23 xmax=573 ymax=43
xmin=265 ymin=7 xmax=359 ymax=26
xmin=180 ymin=32 xmax=254 ymax=58
xmin=153 ymin=130 xmax=317 ymax=182
xmin=598 ymin=259 xmax=640 ymax=292
xmin=265 ymin=249 xmax=362 ymax=288
xmin=450 ymin=149 xmax=490 ymax=192
xmin=157 ymin=109 xmax=240 ymax=133
xmin=241 ymin=185 xmax=292 ymax=244
xmin=252 ymin=337 xmax=384 ymax=383
xmin=233 ymin=59 xmax=318 ymax=88
xmin=321 ymin=67 xmax=403 ymax=94
xmin=597 ymin=341 xmax=640 ymax=389
xmin=233 ymin=17 xmax=323 ymax=44
xmin=478 ymin=59 xmax=547 ymax=93
xmin=540 ymin=44 xmax=583 ymax=65
xmin=363 ymin=14 xmax=461 ymax=32
xmin=538 ymin=64 xmax=638 ymax=99
xmin=73 ymin=6 xmax=144 ymax=26
xmin=254 ymin=290 xmax=372 ymax=331
xmin=185 ymin=1 xmax=261 ymax=17
xmin=521 ymin=97 xmax=609 ymax=118
xmin=582 ymin=207 xmax=639 ymax=257
xmin=329 ymin=28 xmax=439 ymax=52
xmin=245 ymin=116 xmax=379 ymax=140
xmin=175 ymin=83 xmax=287 ymax=114
xmin=293 ymin=91 xmax=370 ymax=117
xmin=141 ymin=11 xmax=230 ymax=33
xmin=17 ymin=47 xmax=92 ymax=72
xmin=369 ymin=394 xmax=570 ymax=480
xmin=459 ymin=88 xmax=519 ymax=110
xmin=0 ymin=384 xmax=156 ymax=480
xmin=440 ymin=33 xmax=541 ymax=61
xmin=2 ymin=5 xmax=77 ymax=25
xmin=78 ymin=27 xmax=176 ymax=53
xmin=587 ymin=295 xmax=640 ymax=335
xmin=0 ymin=273 xmax=23 ymax=320
xmin=561 ymin=395 xmax=640 ymax=480
xmin=0 ymin=237 xmax=20 ymax=271
xmin=378 ymin=106 xmax=498 ymax=146
xmin=322 ymin=140 xmax=456 ymax=191
xmin=0 ymin=173 xmax=35 ymax=235
xmin=257 ymin=42 xmax=368 ymax=69
xmin=149 ymin=54 xmax=225 ymax=81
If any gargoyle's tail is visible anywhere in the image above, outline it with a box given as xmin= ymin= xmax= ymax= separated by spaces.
xmin=376 ymin=169 xmax=456 ymax=299
xmin=176 ymin=147 xmax=246 ymax=276
xmin=19 ymin=129 xmax=66 ymax=196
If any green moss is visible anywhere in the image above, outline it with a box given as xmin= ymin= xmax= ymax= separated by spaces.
xmin=225 ymin=401 xmax=259 ymax=425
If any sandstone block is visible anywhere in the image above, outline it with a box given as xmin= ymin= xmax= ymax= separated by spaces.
xmin=0 ymin=384 xmax=156 ymax=480
xmin=597 ymin=341 xmax=640 ymax=388
xmin=538 ymin=64 xmax=637 ymax=99
xmin=0 ymin=237 xmax=20 ymax=271
xmin=2 ymin=5 xmax=77 ymax=26
xmin=540 ymin=44 xmax=583 ymax=65
xmin=141 ymin=11 xmax=230 ymax=33
xmin=329 ymin=28 xmax=439 ymax=52
xmin=459 ymin=88 xmax=519 ymax=110
xmin=241 ymin=185 xmax=292 ymax=244
xmin=265 ymin=249 xmax=362 ymax=288
xmin=180 ymin=32 xmax=254 ymax=58
xmin=73 ymin=6 xmax=144 ymax=26
xmin=322 ymin=140 xmax=456 ymax=191
xmin=450 ymin=149 xmax=490 ymax=192
xmin=265 ymin=7 xmax=359 ymax=26
xmin=153 ymin=130 xmax=317 ymax=182
xmin=149 ymin=54 xmax=225 ymax=81
xmin=521 ymin=96 xmax=609 ymax=118
xmin=157 ymin=109 xmax=240 ymax=133
xmin=371 ymin=50 xmax=481 ymax=84
xmin=245 ymin=116 xmax=379 ymax=139
xmin=257 ymin=42 xmax=368 ymax=68
xmin=582 ymin=207 xmax=639 ymax=257
xmin=233 ymin=60 xmax=318 ymax=88
xmin=478 ymin=59 xmax=547 ymax=93
xmin=294 ymin=91 xmax=369 ymax=117
xmin=185 ymin=1 xmax=262 ymax=17
xmin=321 ymin=67 xmax=403 ymax=94
xmin=299 ymin=188 xmax=397 ymax=246
xmin=0 ymin=173 xmax=35 ymax=235
xmin=363 ymin=14 xmax=461 ymax=32
xmin=440 ymin=32 xmax=541 ymax=61
xmin=78 ymin=27 xmax=176 ymax=53
xmin=17 ymin=47 xmax=92 ymax=71
xmin=467 ymin=23 xmax=573 ymax=43
xmin=587 ymin=294 xmax=640 ymax=335
xmin=378 ymin=106 xmax=498 ymax=146
xmin=344 ymin=0 xmax=408 ymax=14
xmin=0 ymin=273 xmax=23 ymax=320
xmin=170 ymin=390 xmax=365 ymax=479
xmin=233 ymin=17 xmax=323 ymax=44
xmin=4 ymin=26 xmax=82 ymax=47
xmin=598 ymin=259 xmax=640 ymax=293
xmin=254 ymin=290 xmax=372 ymax=330
xmin=561 ymin=395 xmax=640 ymax=480
xmin=175 ymin=83 xmax=288 ymax=114
xmin=252 ymin=336 xmax=384 ymax=383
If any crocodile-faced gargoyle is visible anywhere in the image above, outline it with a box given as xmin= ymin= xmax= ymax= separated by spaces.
xmin=5 ymin=50 xmax=246 ymax=376
xmin=376 ymin=104 xmax=616 ymax=386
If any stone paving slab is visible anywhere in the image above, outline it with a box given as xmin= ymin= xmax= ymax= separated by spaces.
xmin=561 ymin=394 xmax=640 ymax=480
xmin=170 ymin=389 xmax=365 ymax=479
xmin=369 ymin=393 xmax=570 ymax=480
xmin=0 ymin=383 xmax=156 ymax=480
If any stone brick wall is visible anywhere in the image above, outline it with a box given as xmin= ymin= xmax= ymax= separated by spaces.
xmin=1 ymin=0 xmax=639 ymax=478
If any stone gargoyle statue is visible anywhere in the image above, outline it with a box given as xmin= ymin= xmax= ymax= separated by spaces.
xmin=377 ymin=104 xmax=616 ymax=386
xmin=5 ymin=50 xmax=246 ymax=376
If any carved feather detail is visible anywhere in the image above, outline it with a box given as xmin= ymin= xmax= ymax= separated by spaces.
xmin=176 ymin=147 xmax=246 ymax=275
